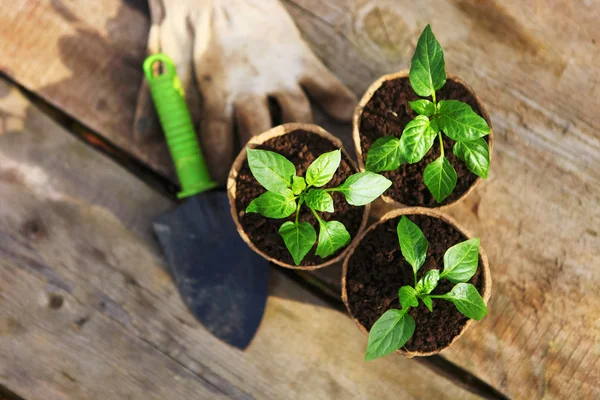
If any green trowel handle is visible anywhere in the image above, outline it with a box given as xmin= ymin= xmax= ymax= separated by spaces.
xmin=143 ymin=54 xmax=216 ymax=198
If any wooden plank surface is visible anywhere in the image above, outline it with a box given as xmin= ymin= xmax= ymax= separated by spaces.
xmin=0 ymin=79 xmax=479 ymax=399
xmin=1 ymin=0 xmax=599 ymax=399
xmin=284 ymin=1 xmax=600 ymax=399
xmin=0 ymin=0 xmax=170 ymax=175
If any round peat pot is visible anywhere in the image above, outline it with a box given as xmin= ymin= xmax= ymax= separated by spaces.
xmin=342 ymin=207 xmax=492 ymax=357
xmin=227 ymin=123 xmax=370 ymax=270
xmin=352 ymin=70 xmax=494 ymax=209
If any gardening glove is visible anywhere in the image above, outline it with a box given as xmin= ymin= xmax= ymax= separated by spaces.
xmin=134 ymin=0 xmax=357 ymax=184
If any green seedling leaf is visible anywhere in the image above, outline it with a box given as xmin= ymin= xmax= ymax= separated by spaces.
xmin=246 ymin=189 xmax=296 ymax=219
xmin=424 ymin=156 xmax=457 ymax=203
xmin=437 ymin=100 xmax=490 ymax=142
xmin=365 ymin=136 xmax=404 ymax=172
xmin=399 ymin=116 xmax=438 ymax=164
xmin=306 ymin=150 xmax=341 ymax=187
xmin=415 ymin=269 xmax=440 ymax=295
xmin=305 ymin=189 xmax=334 ymax=213
xmin=338 ymin=172 xmax=392 ymax=206
xmin=443 ymin=283 xmax=488 ymax=320
xmin=397 ymin=216 xmax=428 ymax=273
xmin=409 ymin=99 xmax=436 ymax=116
xmin=453 ymin=138 xmax=490 ymax=179
xmin=279 ymin=221 xmax=316 ymax=266
xmin=409 ymin=24 xmax=446 ymax=97
xmin=440 ymin=238 xmax=480 ymax=283
xmin=398 ymin=286 xmax=419 ymax=309
xmin=365 ymin=310 xmax=415 ymax=361
xmin=421 ymin=296 xmax=433 ymax=312
xmin=291 ymin=176 xmax=306 ymax=195
xmin=247 ymin=148 xmax=296 ymax=194
xmin=315 ymin=220 xmax=351 ymax=258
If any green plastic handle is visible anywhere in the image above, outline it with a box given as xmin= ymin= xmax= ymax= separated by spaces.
xmin=143 ymin=54 xmax=216 ymax=198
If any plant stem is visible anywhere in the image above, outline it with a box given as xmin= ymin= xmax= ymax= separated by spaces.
xmin=295 ymin=199 xmax=303 ymax=224
xmin=414 ymin=271 xmax=418 ymax=287
xmin=427 ymin=294 xmax=446 ymax=299
xmin=310 ymin=207 xmax=324 ymax=227
xmin=431 ymin=89 xmax=444 ymax=158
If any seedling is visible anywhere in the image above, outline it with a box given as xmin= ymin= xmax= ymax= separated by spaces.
xmin=365 ymin=216 xmax=487 ymax=361
xmin=365 ymin=25 xmax=491 ymax=203
xmin=246 ymin=148 xmax=392 ymax=265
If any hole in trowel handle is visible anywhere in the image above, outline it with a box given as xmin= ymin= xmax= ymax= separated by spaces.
xmin=143 ymin=54 xmax=177 ymax=81
xmin=149 ymin=60 xmax=165 ymax=77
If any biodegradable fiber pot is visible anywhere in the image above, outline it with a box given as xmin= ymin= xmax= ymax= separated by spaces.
xmin=353 ymin=70 xmax=494 ymax=209
xmin=228 ymin=123 xmax=370 ymax=270
xmin=342 ymin=207 xmax=492 ymax=357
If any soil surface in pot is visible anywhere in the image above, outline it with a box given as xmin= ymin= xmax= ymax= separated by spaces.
xmin=360 ymin=77 xmax=489 ymax=207
xmin=235 ymin=130 xmax=365 ymax=266
xmin=346 ymin=214 xmax=484 ymax=353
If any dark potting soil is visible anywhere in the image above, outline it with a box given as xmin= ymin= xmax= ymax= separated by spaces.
xmin=235 ymin=130 xmax=365 ymax=267
xmin=360 ymin=77 xmax=489 ymax=207
xmin=346 ymin=214 xmax=485 ymax=353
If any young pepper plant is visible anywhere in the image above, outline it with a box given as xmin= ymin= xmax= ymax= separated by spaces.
xmin=365 ymin=25 xmax=491 ymax=203
xmin=246 ymin=148 xmax=392 ymax=265
xmin=365 ymin=216 xmax=487 ymax=361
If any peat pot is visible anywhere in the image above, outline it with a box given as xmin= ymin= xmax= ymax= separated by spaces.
xmin=228 ymin=123 xmax=370 ymax=270
xmin=342 ymin=207 xmax=492 ymax=357
xmin=353 ymin=70 xmax=494 ymax=209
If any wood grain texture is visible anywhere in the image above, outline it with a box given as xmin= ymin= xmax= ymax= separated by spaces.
xmin=0 ymin=79 xmax=478 ymax=399
xmin=1 ymin=0 xmax=599 ymax=398
xmin=0 ymin=0 xmax=176 ymax=178
xmin=283 ymin=1 xmax=600 ymax=398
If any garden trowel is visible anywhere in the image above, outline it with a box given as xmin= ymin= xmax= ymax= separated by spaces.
xmin=144 ymin=54 xmax=269 ymax=349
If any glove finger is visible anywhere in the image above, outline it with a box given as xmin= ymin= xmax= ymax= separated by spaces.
xmin=132 ymin=78 xmax=161 ymax=143
xmin=159 ymin=17 xmax=202 ymax=127
xmin=132 ymin=21 xmax=163 ymax=143
xmin=133 ymin=17 xmax=200 ymax=144
xmin=300 ymin=57 xmax=357 ymax=122
xmin=272 ymin=88 xmax=312 ymax=124
xmin=199 ymin=91 xmax=235 ymax=185
xmin=192 ymin=20 xmax=236 ymax=185
xmin=147 ymin=22 xmax=161 ymax=55
xmin=234 ymin=94 xmax=271 ymax=146
xmin=147 ymin=0 xmax=165 ymax=25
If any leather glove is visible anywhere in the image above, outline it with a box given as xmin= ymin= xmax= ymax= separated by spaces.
xmin=134 ymin=0 xmax=357 ymax=184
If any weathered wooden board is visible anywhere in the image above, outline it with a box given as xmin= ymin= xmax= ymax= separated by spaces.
xmin=1 ymin=0 xmax=600 ymax=399
xmin=0 ymin=0 xmax=171 ymax=176
xmin=0 ymin=79 xmax=479 ymax=399
xmin=284 ymin=1 xmax=600 ymax=399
